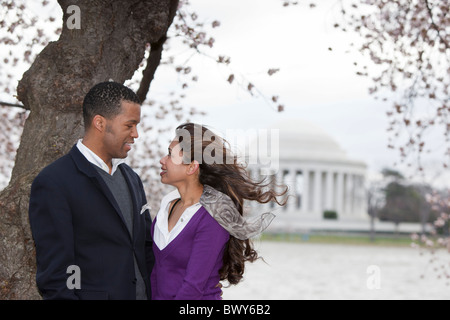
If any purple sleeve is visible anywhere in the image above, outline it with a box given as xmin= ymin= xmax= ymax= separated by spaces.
xmin=174 ymin=215 xmax=229 ymax=300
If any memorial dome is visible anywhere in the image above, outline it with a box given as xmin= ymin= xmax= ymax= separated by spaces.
xmin=270 ymin=119 xmax=348 ymax=162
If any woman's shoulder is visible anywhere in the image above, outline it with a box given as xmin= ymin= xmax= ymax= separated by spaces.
xmin=197 ymin=206 xmax=230 ymax=237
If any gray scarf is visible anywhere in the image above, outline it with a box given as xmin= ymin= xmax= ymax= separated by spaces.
xmin=199 ymin=185 xmax=275 ymax=240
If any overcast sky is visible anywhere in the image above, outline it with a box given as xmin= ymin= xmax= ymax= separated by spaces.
xmin=140 ymin=0 xmax=450 ymax=188
xmin=144 ymin=0 xmax=450 ymax=186
xmin=2 ymin=0 xmax=447 ymax=188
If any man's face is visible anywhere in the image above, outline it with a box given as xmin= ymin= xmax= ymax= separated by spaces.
xmin=103 ymin=100 xmax=141 ymax=159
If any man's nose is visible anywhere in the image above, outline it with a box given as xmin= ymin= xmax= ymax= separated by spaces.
xmin=131 ymin=126 xmax=139 ymax=139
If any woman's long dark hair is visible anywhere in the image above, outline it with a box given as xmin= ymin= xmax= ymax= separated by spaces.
xmin=175 ymin=123 xmax=288 ymax=285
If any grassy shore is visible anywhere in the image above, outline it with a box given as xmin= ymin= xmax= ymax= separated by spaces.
xmin=260 ymin=232 xmax=414 ymax=247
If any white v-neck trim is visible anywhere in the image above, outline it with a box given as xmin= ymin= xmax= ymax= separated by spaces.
xmin=153 ymin=189 xmax=201 ymax=250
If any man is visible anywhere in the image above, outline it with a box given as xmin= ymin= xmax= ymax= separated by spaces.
xmin=29 ymin=81 xmax=154 ymax=300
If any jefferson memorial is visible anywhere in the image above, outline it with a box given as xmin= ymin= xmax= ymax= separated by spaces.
xmin=246 ymin=119 xmax=369 ymax=233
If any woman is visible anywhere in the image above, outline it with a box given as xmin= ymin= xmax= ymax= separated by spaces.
xmin=150 ymin=123 xmax=287 ymax=300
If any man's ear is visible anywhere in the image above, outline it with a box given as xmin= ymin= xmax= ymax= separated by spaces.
xmin=186 ymin=160 xmax=200 ymax=176
xmin=92 ymin=115 xmax=106 ymax=132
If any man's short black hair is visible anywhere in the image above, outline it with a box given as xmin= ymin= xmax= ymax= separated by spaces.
xmin=82 ymin=81 xmax=141 ymax=129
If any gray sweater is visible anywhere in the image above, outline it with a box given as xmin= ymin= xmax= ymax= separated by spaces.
xmin=95 ymin=166 xmax=147 ymax=300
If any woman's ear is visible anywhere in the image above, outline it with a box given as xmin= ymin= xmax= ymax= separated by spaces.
xmin=186 ymin=160 xmax=200 ymax=176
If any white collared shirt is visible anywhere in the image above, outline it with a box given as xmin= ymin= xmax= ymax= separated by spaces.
xmin=76 ymin=139 xmax=125 ymax=175
xmin=153 ymin=189 xmax=202 ymax=250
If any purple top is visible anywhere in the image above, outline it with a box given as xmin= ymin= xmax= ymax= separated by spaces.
xmin=150 ymin=206 xmax=230 ymax=300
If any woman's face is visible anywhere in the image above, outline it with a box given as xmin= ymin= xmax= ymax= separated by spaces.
xmin=159 ymin=139 xmax=188 ymax=186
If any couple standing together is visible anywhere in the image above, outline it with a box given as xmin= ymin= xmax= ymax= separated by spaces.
xmin=29 ymin=82 xmax=286 ymax=300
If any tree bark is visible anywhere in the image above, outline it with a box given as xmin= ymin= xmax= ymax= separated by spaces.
xmin=0 ymin=0 xmax=178 ymax=299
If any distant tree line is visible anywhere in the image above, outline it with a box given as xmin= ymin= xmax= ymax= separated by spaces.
xmin=370 ymin=168 xmax=447 ymax=233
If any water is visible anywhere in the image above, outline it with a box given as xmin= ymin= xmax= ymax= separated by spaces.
xmin=222 ymin=241 xmax=450 ymax=300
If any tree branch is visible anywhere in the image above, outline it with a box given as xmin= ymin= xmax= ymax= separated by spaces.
xmin=424 ymin=0 xmax=449 ymax=49
xmin=0 ymin=101 xmax=27 ymax=109
xmin=136 ymin=0 xmax=179 ymax=103
xmin=136 ymin=36 xmax=167 ymax=103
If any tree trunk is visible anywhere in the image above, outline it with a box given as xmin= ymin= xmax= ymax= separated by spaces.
xmin=0 ymin=0 xmax=178 ymax=299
